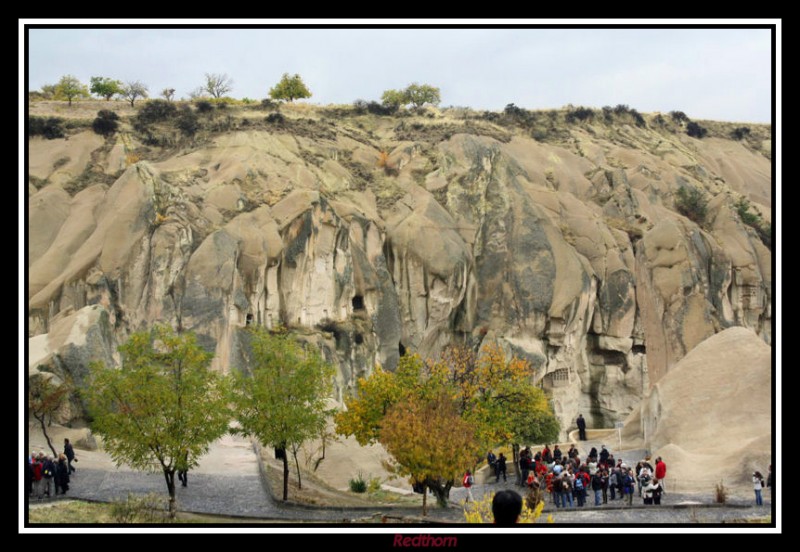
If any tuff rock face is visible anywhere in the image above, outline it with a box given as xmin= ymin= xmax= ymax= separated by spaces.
xmin=27 ymin=104 xmax=771 ymax=434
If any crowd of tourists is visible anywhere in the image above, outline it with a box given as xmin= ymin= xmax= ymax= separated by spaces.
xmin=486 ymin=444 xmax=668 ymax=508
xmin=25 ymin=439 xmax=77 ymax=500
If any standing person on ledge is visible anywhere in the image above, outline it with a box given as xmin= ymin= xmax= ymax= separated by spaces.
xmin=577 ymin=413 xmax=587 ymax=441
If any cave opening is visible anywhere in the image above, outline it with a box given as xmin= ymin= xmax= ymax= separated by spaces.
xmin=399 ymin=342 xmax=406 ymax=357
xmin=354 ymin=333 xmax=364 ymax=345
xmin=352 ymin=295 xmax=365 ymax=310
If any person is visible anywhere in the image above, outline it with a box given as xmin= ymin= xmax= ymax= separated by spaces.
xmin=599 ymin=445 xmax=610 ymax=465
xmin=573 ymin=468 xmax=587 ymax=507
xmin=577 ymin=413 xmax=587 ymax=441
xmin=655 ymin=457 xmax=667 ymax=492
xmin=463 ymin=470 xmax=475 ymax=502
xmin=55 ymin=453 xmax=70 ymax=495
xmin=599 ymin=468 xmax=609 ymax=504
xmin=766 ymin=464 xmax=773 ymax=498
xmin=492 ymin=489 xmax=522 ymax=524
xmin=496 ymin=453 xmax=507 ymax=482
xmin=541 ymin=444 xmax=552 ymax=464
xmin=25 ymin=454 xmax=33 ymax=497
xmin=553 ymin=444 xmax=562 ymax=461
xmin=487 ymin=450 xmax=497 ymax=476
xmin=641 ymin=475 xmax=655 ymax=505
xmin=567 ymin=444 xmax=578 ymax=459
xmin=31 ymin=453 xmax=44 ymax=500
xmin=753 ymin=471 xmax=764 ymax=506
xmin=519 ymin=450 xmax=531 ymax=487
xmin=637 ymin=461 xmax=652 ymax=496
xmin=560 ymin=472 xmax=574 ymax=508
xmin=41 ymin=455 xmax=56 ymax=498
xmin=64 ymin=438 xmax=76 ymax=474
xmin=591 ymin=470 xmax=604 ymax=506
xmin=549 ymin=472 xmax=561 ymax=507
xmin=623 ymin=468 xmax=635 ymax=506
xmin=651 ymin=478 xmax=663 ymax=505
xmin=177 ymin=449 xmax=189 ymax=487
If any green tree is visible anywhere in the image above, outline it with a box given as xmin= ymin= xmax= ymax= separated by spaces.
xmin=121 ymin=80 xmax=149 ymax=108
xmin=90 ymin=76 xmax=123 ymax=101
xmin=54 ymin=75 xmax=89 ymax=106
xmin=404 ymin=83 xmax=441 ymax=108
xmin=269 ymin=73 xmax=312 ymax=102
xmin=29 ymin=374 xmax=70 ymax=457
xmin=229 ymin=326 xmax=334 ymax=501
xmin=84 ymin=325 xmax=230 ymax=517
xmin=203 ymin=73 xmax=233 ymax=98
xmin=381 ymin=89 xmax=406 ymax=109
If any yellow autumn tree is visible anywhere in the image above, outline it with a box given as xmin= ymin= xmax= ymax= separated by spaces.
xmin=335 ymin=343 xmax=559 ymax=508
xmin=380 ymin=392 xmax=481 ymax=515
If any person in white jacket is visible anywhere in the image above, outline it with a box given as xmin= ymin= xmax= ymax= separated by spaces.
xmin=753 ymin=471 xmax=765 ymax=506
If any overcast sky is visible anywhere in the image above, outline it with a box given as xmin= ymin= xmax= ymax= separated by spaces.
xmin=26 ymin=26 xmax=773 ymax=123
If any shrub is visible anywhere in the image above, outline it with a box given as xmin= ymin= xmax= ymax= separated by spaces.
xmin=670 ymin=111 xmax=689 ymax=123
xmin=265 ymin=112 xmax=285 ymax=124
xmin=352 ymin=99 xmax=368 ymax=114
xmin=367 ymin=101 xmax=396 ymax=116
xmin=504 ymin=103 xmax=526 ymax=118
xmin=260 ymin=98 xmax=277 ymax=111
xmin=731 ymin=126 xmax=751 ymax=140
xmin=674 ymin=186 xmax=708 ymax=225
xmin=367 ymin=476 xmax=382 ymax=493
xmin=111 ymin=493 xmax=171 ymax=523
xmin=566 ymin=106 xmax=595 ymax=123
xmin=195 ymin=100 xmax=214 ymax=114
xmin=28 ymin=116 xmax=65 ymax=139
xmin=176 ymin=106 xmax=200 ymax=137
xmin=92 ymin=110 xmax=119 ymax=136
xmin=135 ymin=100 xmax=177 ymax=125
xmin=686 ymin=121 xmax=708 ymax=139
xmin=349 ymin=472 xmax=367 ymax=493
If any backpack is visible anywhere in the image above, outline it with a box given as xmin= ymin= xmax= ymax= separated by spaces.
xmin=574 ymin=477 xmax=584 ymax=490
xmin=463 ymin=474 xmax=473 ymax=487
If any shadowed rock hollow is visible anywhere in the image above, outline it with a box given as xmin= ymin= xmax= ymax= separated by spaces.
xmin=27 ymin=102 xmax=772 ymax=438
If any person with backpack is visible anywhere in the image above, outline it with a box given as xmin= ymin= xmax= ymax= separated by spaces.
xmin=753 ymin=471 xmax=765 ymax=506
xmin=463 ymin=470 xmax=475 ymax=502
xmin=573 ymin=468 xmax=586 ymax=507
xmin=591 ymin=470 xmax=604 ymax=506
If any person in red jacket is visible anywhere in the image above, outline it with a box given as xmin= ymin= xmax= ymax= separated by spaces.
xmin=31 ymin=453 xmax=44 ymax=500
xmin=655 ymin=457 xmax=667 ymax=492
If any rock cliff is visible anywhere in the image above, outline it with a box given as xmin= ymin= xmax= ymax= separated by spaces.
xmin=27 ymin=102 xmax=772 ymax=435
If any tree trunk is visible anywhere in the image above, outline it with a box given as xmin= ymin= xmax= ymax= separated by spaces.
xmin=291 ymin=444 xmax=302 ymax=490
xmin=428 ymin=478 xmax=453 ymax=508
xmin=422 ymin=483 xmax=427 ymax=516
xmin=33 ymin=413 xmax=57 ymax=457
xmin=282 ymin=451 xmax=289 ymax=501
xmin=163 ymin=468 xmax=177 ymax=519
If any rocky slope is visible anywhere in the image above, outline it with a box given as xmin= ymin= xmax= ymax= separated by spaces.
xmin=27 ymin=101 xmax=772 ymax=436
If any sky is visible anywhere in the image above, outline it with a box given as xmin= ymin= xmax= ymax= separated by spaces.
xmin=25 ymin=24 xmax=774 ymax=123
